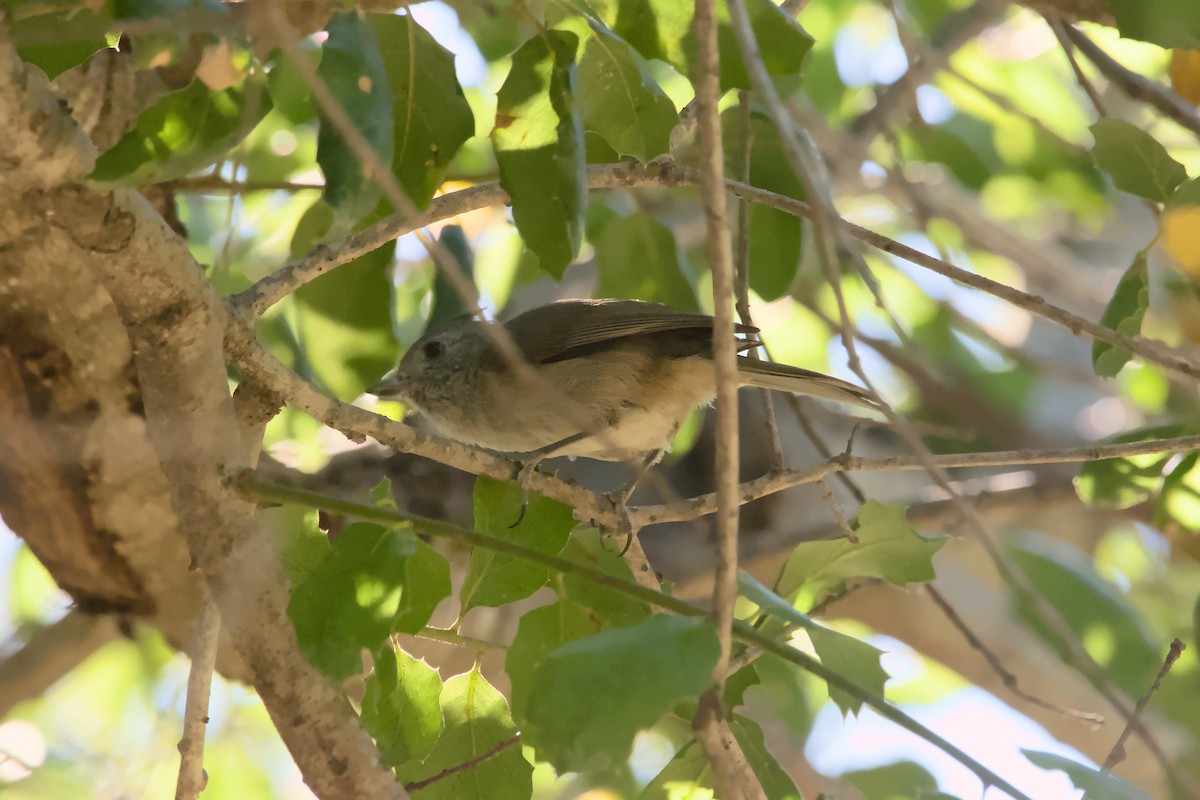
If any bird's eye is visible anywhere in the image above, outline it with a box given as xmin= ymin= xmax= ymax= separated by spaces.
xmin=422 ymin=340 xmax=445 ymax=360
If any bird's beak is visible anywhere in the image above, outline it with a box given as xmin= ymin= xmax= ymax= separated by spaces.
xmin=368 ymin=369 xmax=405 ymax=398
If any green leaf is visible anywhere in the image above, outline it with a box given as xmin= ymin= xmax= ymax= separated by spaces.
xmin=739 ymin=571 xmax=888 ymax=715
xmin=845 ymin=760 xmax=940 ymax=800
xmin=398 ymin=666 xmax=531 ymax=800
xmin=287 ymin=522 xmax=417 ymax=681
xmin=12 ymin=9 xmax=110 ymax=79
xmin=523 ymin=614 xmax=720 ymax=774
xmin=1010 ymin=533 xmax=1160 ymax=696
xmin=1104 ymin=0 xmax=1200 ymax=49
xmin=394 ymin=538 xmax=453 ymax=635
xmin=361 ymin=642 xmax=444 ymax=767
xmin=460 ymin=477 xmax=576 ymax=613
xmin=372 ymin=13 xmax=475 ymax=209
xmin=715 ymin=0 xmax=814 ymax=90
xmin=1075 ymin=424 xmax=1188 ymax=509
xmin=1092 ymin=251 xmax=1150 ymax=377
xmin=1169 ymin=176 xmax=1200 ymax=207
xmin=114 ymin=0 xmax=227 ymax=18
xmin=588 ymin=0 xmax=813 ymax=90
xmin=587 ymin=0 xmax=694 ymax=72
xmin=427 ymin=225 xmax=475 ymax=331
xmin=1023 ymin=750 xmax=1151 ymax=800
xmin=559 ymin=529 xmax=653 ymax=625
xmin=492 ymin=30 xmax=585 ymax=278
xmin=506 ymin=600 xmax=604 ymax=725
xmin=1090 ymin=118 xmax=1187 ymax=203
xmin=293 ymin=233 xmax=401 ymax=400
xmin=640 ymin=739 xmax=711 ymax=800
xmin=556 ymin=17 xmax=676 ymax=162
xmin=316 ymin=14 xmax=393 ymax=233
xmin=807 ymin=626 xmax=889 ymax=716
xmin=727 ymin=715 xmax=803 ymax=800
xmin=777 ymin=502 xmax=945 ymax=603
xmin=723 ymin=110 xmax=805 ymax=301
xmin=595 ymin=212 xmax=697 ymax=310
xmin=91 ymin=79 xmax=272 ymax=184
xmin=723 ymin=660 xmax=762 ymax=710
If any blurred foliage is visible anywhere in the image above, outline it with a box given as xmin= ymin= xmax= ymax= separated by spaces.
xmin=6 ymin=0 xmax=1200 ymax=798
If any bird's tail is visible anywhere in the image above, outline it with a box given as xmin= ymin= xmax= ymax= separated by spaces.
xmin=736 ymin=357 xmax=879 ymax=411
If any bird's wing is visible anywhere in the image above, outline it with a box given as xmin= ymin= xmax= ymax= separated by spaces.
xmin=505 ymin=299 xmax=758 ymax=364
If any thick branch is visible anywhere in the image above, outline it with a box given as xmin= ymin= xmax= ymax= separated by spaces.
xmin=0 ymin=32 xmax=404 ymax=799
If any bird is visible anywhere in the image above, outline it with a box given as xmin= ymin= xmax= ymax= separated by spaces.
xmin=370 ymin=298 xmax=878 ymax=467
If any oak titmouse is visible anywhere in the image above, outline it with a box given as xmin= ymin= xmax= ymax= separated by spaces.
xmin=370 ymin=298 xmax=877 ymax=461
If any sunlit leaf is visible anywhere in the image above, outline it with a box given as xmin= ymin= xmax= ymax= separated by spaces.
xmin=777 ymin=502 xmax=945 ymax=603
xmin=806 ymin=626 xmax=889 ymax=716
xmin=640 ymin=739 xmax=712 ymax=800
xmin=398 ymin=666 xmax=531 ymax=800
xmin=588 ymin=0 xmax=813 ymax=90
xmin=372 ymin=13 xmax=475 ymax=209
xmin=492 ymin=30 xmax=585 ymax=278
xmin=523 ymin=614 xmax=719 ymax=774
xmin=92 ymin=79 xmax=271 ymax=184
xmin=287 ymin=522 xmax=417 ymax=681
xmin=292 ymin=231 xmax=400 ymax=400
xmin=362 ymin=642 xmax=444 ymax=767
xmin=555 ymin=16 xmax=676 ymax=162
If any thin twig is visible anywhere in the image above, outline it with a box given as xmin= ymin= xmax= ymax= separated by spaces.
xmin=175 ymin=588 xmax=221 ymax=800
xmin=229 ymin=162 xmax=1200 ymax=384
xmin=410 ymin=627 xmax=507 ymax=654
xmin=1063 ymin=24 xmax=1200 ymax=140
xmin=1047 ymin=15 xmax=1108 ymax=116
xmin=630 ymin=433 xmax=1200 ymax=526
xmin=1101 ymin=639 xmax=1186 ymax=772
xmin=734 ymin=94 xmax=784 ymax=472
xmin=926 ymin=585 xmax=1104 ymax=726
xmin=402 ymin=734 xmax=520 ymax=792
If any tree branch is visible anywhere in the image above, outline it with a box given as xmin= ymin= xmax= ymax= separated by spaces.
xmin=0 ymin=30 xmax=406 ymax=799
xmin=0 ymin=612 xmax=119 ymax=718
xmin=234 ymin=161 xmax=1200 ymax=384
xmin=175 ymin=588 xmax=220 ymax=800
xmin=630 ymin=433 xmax=1200 ymax=526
